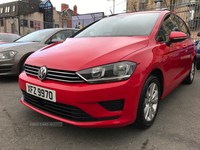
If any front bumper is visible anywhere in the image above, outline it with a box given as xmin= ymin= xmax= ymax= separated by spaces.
xmin=0 ymin=58 xmax=19 ymax=75
xmin=19 ymin=72 xmax=141 ymax=128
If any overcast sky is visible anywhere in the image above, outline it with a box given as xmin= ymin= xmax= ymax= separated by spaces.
xmin=0 ymin=0 xmax=126 ymax=15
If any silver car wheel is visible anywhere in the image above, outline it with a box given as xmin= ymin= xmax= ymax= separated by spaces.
xmin=190 ymin=61 xmax=195 ymax=81
xmin=144 ymin=83 xmax=158 ymax=122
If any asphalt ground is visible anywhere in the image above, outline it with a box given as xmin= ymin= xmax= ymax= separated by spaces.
xmin=0 ymin=70 xmax=200 ymax=150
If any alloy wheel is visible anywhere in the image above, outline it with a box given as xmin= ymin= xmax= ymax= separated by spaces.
xmin=190 ymin=61 xmax=195 ymax=81
xmin=144 ymin=83 xmax=158 ymax=122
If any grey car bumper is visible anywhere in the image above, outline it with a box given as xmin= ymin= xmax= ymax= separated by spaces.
xmin=0 ymin=58 xmax=19 ymax=76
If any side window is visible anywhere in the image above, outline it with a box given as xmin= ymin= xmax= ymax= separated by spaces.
xmin=175 ymin=16 xmax=190 ymax=38
xmin=51 ymin=31 xmax=67 ymax=41
xmin=162 ymin=14 xmax=180 ymax=41
xmin=46 ymin=30 xmax=74 ymax=44
xmin=156 ymin=25 xmax=166 ymax=42
xmin=62 ymin=30 xmax=74 ymax=38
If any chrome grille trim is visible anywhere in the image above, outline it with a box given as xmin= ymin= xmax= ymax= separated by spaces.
xmin=24 ymin=68 xmax=38 ymax=74
xmin=48 ymin=70 xmax=76 ymax=75
xmin=47 ymin=73 xmax=80 ymax=79
xmin=24 ymin=64 xmax=84 ymax=83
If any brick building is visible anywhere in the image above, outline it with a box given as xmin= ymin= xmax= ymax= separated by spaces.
xmin=0 ymin=0 xmax=78 ymax=35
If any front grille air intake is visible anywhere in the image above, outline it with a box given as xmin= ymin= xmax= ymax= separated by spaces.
xmin=24 ymin=64 xmax=84 ymax=83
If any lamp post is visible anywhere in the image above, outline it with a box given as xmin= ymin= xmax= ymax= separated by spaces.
xmin=108 ymin=0 xmax=115 ymax=14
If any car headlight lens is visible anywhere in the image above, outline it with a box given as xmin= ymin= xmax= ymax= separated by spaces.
xmin=77 ymin=61 xmax=137 ymax=84
xmin=0 ymin=50 xmax=17 ymax=59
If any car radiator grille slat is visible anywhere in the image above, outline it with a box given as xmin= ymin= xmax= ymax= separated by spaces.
xmin=24 ymin=64 xmax=84 ymax=83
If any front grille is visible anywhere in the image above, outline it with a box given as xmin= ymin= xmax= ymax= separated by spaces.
xmin=22 ymin=90 xmax=98 ymax=122
xmin=0 ymin=66 xmax=12 ymax=73
xmin=24 ymin=64 xmax=84 ymax=83
xmin=22 ymin=90 xmax=120 ymax=122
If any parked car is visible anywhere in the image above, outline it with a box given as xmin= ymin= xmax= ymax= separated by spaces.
xmin=195 ymin=33 xmax=200 ymax=70
xmin=19 ymin=10 xmax=196 ymax=128
xmin=0 ymin=28 xmax=78 ymax=75
xmin=0 ymin=33 xmax=20 ymax=44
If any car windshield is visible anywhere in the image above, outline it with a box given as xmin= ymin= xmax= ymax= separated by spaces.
xmin=16 ymin=29 xmax=55 ymax=42
xmin=0 ymin=34 xmax=20 ymax=42
xmin=75 ymin=13 xmax=161 ymax=37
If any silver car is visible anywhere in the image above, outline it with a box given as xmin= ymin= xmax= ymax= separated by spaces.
xmin=0 ymin=28 xmax=78 ymax=76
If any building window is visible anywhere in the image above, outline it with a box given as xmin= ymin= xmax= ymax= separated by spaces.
xmin=140 ymin=0 xmax=145 ymax=10
xmin=63 ymin=22 xmax=67 ymax=28
xmin=30 ymin=21 xmax=34 ymax=28
xmin=0 ymin=20 xmax=3 ymax=26
xmin=21 ymin=19 xmax=28 ymax=27
xmin=0 ymin=8 xmax=3 ymax=14
xmin=13 ymin=5 xmax=15 ymax=12
xmin=7 ymin=6 xmax=10 ymax=13
xmin=5 ymin=6 xmax=10 ymax=13
xmin=55 ymin=24 xmax=59 ymax=28
xmin=177 ymin=0 xmax=190 ymax=4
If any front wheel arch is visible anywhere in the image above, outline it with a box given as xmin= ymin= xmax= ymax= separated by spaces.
xmin=18 ymin=53 xmax=33 ymax=74
xmin=134 ymin=74 xmax=161 ymax=129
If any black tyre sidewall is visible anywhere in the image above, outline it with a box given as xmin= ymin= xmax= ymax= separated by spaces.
xmin=19 ymin=58 xmax=27 ymax=74
xmin=135 ymin=75 xmax=161 ymax=129
xmin=184 ymin=59 xmax=195 ymax=84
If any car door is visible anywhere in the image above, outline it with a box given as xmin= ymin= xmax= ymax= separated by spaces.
xmin=156 ymin=14 xmax=187 ymax=94
xmin=175 ymin=15 xmax=194 ymax=70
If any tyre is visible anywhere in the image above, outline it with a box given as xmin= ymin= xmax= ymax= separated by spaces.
xmin=134 ymin=75 xmax=161 ymax=129
xmin=183 ymin=59 xmax=195 ymax=84
xmin=196 ymin=60 xmax=200 ymax=70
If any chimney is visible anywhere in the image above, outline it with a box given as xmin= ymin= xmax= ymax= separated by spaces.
xmin=73 ymin=5 xmax=77 ymax=15
xmin=61 ymin=3 xmax=69 ymax=11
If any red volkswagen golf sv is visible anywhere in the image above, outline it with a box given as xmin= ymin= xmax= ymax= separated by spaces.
xmin=19 ymin=10 xmax=196 ymax=128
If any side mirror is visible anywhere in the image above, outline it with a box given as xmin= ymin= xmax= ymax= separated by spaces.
xmin=166 ymin=31 xmax=187 ymax=46
xmin=197 ymin=32 xmax=200 ymax=36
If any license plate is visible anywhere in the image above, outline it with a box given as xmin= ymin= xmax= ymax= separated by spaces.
xmin=26 ymin=83 xmax=56 ymax=102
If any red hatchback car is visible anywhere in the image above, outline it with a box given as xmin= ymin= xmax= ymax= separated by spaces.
xmin=19 ymin=10 xmax=196 ymax=128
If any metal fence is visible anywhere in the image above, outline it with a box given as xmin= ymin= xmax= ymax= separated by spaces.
xmin=129 ymin=1 xmax=200 ymax=42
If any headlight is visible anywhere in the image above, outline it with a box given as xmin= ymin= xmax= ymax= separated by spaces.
xmin=76 ymin=61 xmax=137 ymax=84
xmin=0 ymin=50 xmax=17 ymax=59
